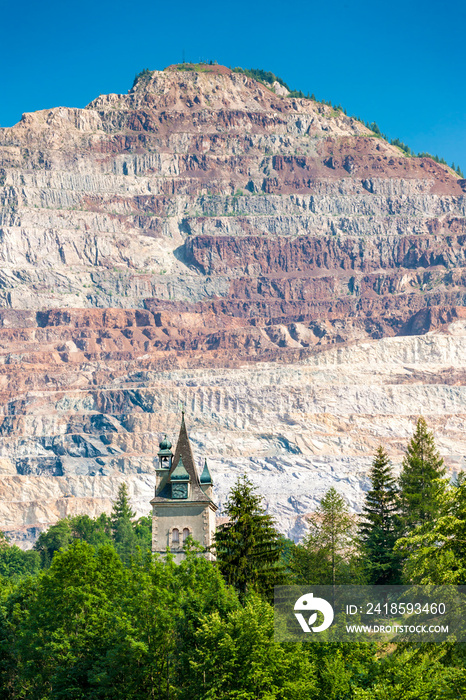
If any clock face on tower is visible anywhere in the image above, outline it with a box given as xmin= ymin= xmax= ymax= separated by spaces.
xmin=172 ymin=483 xmax=188 ymax=499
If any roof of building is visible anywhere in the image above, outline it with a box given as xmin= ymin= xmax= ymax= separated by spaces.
xmin=158 ymin=434 xmax=173 ymax=456
xmin=200 ymin=458 xmax=213 ymax=484
xmin=170 ymin=456 xmax=190 ymax=481
xmin=151 ymin=413 xmax=216 ymax=506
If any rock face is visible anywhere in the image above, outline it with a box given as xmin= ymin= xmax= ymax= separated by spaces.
xmin=0 ymin=65 xmax=465 ymax=545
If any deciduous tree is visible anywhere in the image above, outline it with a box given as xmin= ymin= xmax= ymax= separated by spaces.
xmin=292 ymin=487 xmax=360 ymax=586
xmin=33 ymin=519 xmax=73 ymax=568
xmin=187 ymin=596 xmax=317 ymax=700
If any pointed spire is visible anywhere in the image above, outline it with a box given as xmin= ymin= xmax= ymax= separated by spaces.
xmin=169 ymin=410 xmax=200 ymax=487
xmin=200 ymin=458 xmax=213 ymax=485
xmin=151 ymin=411 xmax=217 ymax=505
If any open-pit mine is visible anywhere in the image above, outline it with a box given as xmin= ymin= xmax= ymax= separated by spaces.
xmin=1 ymin=64 xmax=465 ymax=544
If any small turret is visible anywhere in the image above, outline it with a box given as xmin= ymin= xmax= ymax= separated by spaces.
xmin=200 ymin=458 xmax=213 ymax=498
xmin=158 ymin=435 xmax=173 ymax=469
xmin=155 ymin=434 xmax=173 ymax=490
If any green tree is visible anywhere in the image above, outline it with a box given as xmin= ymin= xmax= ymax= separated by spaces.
xmin=186 ymin=595 xmax=317 ymax=699
xmin=27 ymin=487 xmax=147 ymax=571
xmin=33 ymin=519 xmax=73 ymax=568
xmin=111 ymin=483 xmax=139 ymax=564
xmin=398 ymin=417 xmax=446 ymax=533
xmin=292 ymin=487 xmax=359 ymax=586
xmin=214 ymin=475 xmax=286 ymax=599
xmin=396 ymin=475 xmax=466 ymax=584
xmin=353 ymin=647 xmax=466 ymax=699
xmin=69 ymin=512 xmax=112 ymax=547
xmin=0 ymin=543 xmax=40 ymax=579
xmin=3 ymin=537 xmax=466 ymax=699
xmin=359 ymin=446 xmax=401 ymax=584
xmin=7 ymin=540 xmax=238 ymax=700
xmin=88 ymin=548 xmax=179 ymax=699
xmin=15 ymin=540 xmax=128 ymax=699
xmin=111 ymin=483 xmax=135 ymax=525
xmin=0 ymin=530 xmax=41 ymax=579
xmin=0 ymin=574 xmax=40 ymax=698
xmin=173 ymin=548 xmax=241 ymax=697
xmin=133 ymin=514 xmax=153 ymax=551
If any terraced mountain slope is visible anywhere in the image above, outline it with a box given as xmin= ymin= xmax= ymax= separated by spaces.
xmin=0 ymin=65 xmax=465 ymax=544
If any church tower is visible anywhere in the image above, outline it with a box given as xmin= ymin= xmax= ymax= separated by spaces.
xmin=151 ymin=412 xmax=217 ymax=562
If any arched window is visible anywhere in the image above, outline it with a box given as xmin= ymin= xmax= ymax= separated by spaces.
xmin=172 ymin=528 xmax=179 ymax=544
xmin=183 ymin=527 xmax=190 ymax=543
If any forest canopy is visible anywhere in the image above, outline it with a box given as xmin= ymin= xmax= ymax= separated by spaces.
xmin=1 ymin=419 xmax=466 ymax=698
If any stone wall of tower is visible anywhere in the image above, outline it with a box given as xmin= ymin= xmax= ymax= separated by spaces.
xmin=152 ymin=502 xmax=217 ymax=563
xmin=202 ymin=502 xmax=217 ymax=561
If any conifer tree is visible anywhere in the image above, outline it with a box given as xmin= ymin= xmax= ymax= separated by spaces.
xmin=214 ymin=475 xmax=286 ymax=599
xmin=293 ymin=486 xmax=359 ymax=586
xmin=111 ymin=483 xmax=136 ymax=525
xmin=396 ymin=474 xmax=466 ymax=584
xmin=111 ymin=482 xmax=138 ymax=564
xmin=398 ymin=417 xmax=446 ymax=533
xmin=359 ymin=446 xmax=401 ymax=584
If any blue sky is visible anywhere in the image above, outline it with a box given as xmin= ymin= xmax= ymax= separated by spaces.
xmin=2 ymin=0 xmax=465 ymax=170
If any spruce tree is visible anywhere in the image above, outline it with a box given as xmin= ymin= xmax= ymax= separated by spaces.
xmin=214 ymin=475 xmax=286 ymax=599
xmin=359 ymin=446 xmax=401 ymax=584
xmin=399 ymin=417 xmax=446 ymax=533
xmin=111 ymin=483 xmax=135 ymax=524
xmin=396 ymin=476 xmax=466 ymax=584
xmin=111 ymin=483 xmax=138 ymax=564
